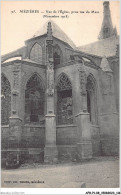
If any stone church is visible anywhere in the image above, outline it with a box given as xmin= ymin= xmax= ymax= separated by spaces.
xmin=1 ymin=1 xmax=119 ymax=166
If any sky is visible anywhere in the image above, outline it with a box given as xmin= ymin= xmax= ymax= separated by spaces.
xmin=1 ymin=1 xmax=120 ymax=55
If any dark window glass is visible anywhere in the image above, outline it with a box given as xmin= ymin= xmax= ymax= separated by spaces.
xmin=53 ymin=45 xmax=62 ymax=66
xmin=25 ymin=74 xmax=44 ymax=124
xmin=86 ymin=75 xmax=96 ymax=124
xmin=57 ymin=74 xmax=73 ymax=125
xmin=87 ymin=91 xmax=91 ymax=121
xmin=54 ymin=52 xmax=60 ymax=66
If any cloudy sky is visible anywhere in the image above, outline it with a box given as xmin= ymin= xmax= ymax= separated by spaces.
xmin=1 ymin=1 xmax=120 ymax=55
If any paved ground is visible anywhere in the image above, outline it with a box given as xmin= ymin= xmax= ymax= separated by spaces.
xmin=1 ymin=157 xmax=119 ymax=188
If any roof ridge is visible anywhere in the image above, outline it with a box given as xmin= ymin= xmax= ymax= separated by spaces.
xmin=28 ymin=20 xmax=76 ymax=48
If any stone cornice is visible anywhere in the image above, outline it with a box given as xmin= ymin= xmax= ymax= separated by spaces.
xmin=1 ymin=59 xmax=46 ymax=69
xmin=55 ymin=60 xmax=100 ymax=70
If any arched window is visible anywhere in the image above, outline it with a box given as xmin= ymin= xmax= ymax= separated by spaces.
xmin=86 ymin=74 xmax=97 ymax=124
xmin=57 ymin=74 xmax=73 ymax=125
xmin=30 ymin=43 xmax=42 ymax=64
xmin=1 ymin=74 xmax=11 ymax=125
xmin=87 ymin=91 xmax=91 ymax=121
xmin=53 ymin=45 xmax=62 ymax=66
xmin=25 ymin=74 xmax=45 ymax=124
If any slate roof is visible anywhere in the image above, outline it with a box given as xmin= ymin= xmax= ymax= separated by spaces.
xmin=28 ymin=20 xmax=76 ymax=48
xmin=77 ymin=35 xmax=119 ymax=57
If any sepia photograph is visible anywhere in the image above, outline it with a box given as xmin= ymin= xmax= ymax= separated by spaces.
xmin=1 ymin=0 xmax=120 ymax=193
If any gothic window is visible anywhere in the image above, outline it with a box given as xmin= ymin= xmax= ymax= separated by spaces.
xmin=25 ymin=74 xmax=45 ymax=124
xmin=87 ymin=91 xmax=91 ymax=121
xmin=1 ymin=75 xmax=11 ymax=125
xmin=57 ymin=74 xmax=73 ymax=125
xmin=54 ymin=52 xmax=60 ymax=65
xmin=86 ymin=74 xmax=97 ymax=124
xmin=53 ymin=45 xmax=62 ymax=66
xmin=30 ymin=43 xmax=42 ymax=64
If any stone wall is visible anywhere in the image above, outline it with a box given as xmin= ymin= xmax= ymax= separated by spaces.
xmin=56 ymin=125 xmax=78 ymax=145
xmin=98 ymin=68 xmax=119 ymax=156
xmin=57 ymin=145 xmax=77 ymax=160
xmin=1 ymin=125 xmax=45 ymax=163
xmin=1 ymin=126 xmax=9 ymax=149
xmin=90 ymin=125 xmax=101 ymax=156
xmin=100 ymin=136 xmax=119 ymax=156
xmin=21 ymin=125 xmax=45 ymax=148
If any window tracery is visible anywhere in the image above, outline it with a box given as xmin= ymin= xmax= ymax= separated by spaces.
xmin=86 ymin=74 xmax=97 ymax=124
xmin=53 ymin=45 xmax=62 ymax=66
xmin=57 ymin=74 xmax=73 ymax=125
xmin=30 ymin=43 xmax=42 ymax=64
xmin=25 ymin=74 xmax=45 ymax=124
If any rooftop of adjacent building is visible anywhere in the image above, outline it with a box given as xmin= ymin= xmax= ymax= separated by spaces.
xmin=77 ymin=1 xmax=119 ymax=57
xmin=26 ymin=1 xmax=119 ymax=58
xmin=1 ymin=1 xmax=119 ymax=62
xmin=77 ymin=35 xmax=119 ymax=57
xmin=27 ymin=20 xmax=76 ymax=49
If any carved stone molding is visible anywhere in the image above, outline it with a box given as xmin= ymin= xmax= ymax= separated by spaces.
xmin=11 ymin=64 xmax=21 ymax=116
xmin=12 ymin=90 xmax=19 ymax=96
xmin=13 ymin=64 xmax=21 ymax=90
xmin=78 ymin=64 xmax=87 ymax=95
xmin=47 ymin=61 xmax=54 ymax=96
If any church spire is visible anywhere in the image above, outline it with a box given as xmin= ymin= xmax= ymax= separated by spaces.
xmin=98 ymin=1 xmax=117 ymax=40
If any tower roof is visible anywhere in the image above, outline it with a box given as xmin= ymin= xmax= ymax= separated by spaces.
xmin=98 ymin=1 xmax=117 ymax=40
xmin=27 ymin=21 xmax=76 ymax=48
xmin=77 ymin=1 xmax=119 ymax=57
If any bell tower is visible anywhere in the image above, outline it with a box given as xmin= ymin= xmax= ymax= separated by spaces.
xmin=98 ymin=1 xmax=117 ymax=39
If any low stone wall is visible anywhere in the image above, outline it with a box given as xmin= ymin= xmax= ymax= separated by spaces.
xmin=56 ymin=124 xmax=78 ymax=145
xmin=2 ymin=123 xmax=119 ymax=164
xmin=100 ymin=136 xmax=119 ymax=156
xmin=57 ymin=145 xmax=77 ymax=160
xmin=21 ymin=125 xmax=45 ymax=148
xmin=1 ymin=126 xmax=9 ymax=149
xmin=99 ymin=113 xmax=119 ymax=156
xmin=20 ymin=148 xmax=44 ymax=163
xmin=1 ymin=125 xmax=45 ymax=164
xmin=20 ymin=125 xmax=45 ymax=163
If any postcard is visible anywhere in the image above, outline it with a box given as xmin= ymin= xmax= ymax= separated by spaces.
xmin=1 ymin=1 xmax=120 ymax=194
